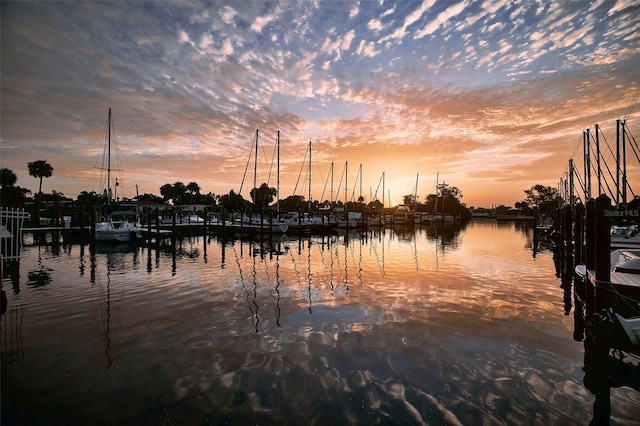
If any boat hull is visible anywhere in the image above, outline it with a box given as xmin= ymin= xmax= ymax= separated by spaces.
xmin=95 ymin=220 xmax=139 ymax=242
xmin=615 ymin=313 xmax=640 ymax=345
xmin=95 ymin=229 xmax=132 ymax=242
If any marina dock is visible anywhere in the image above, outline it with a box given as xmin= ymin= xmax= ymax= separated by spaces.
xmin=553 ymin=195 xmax=640 ymax=317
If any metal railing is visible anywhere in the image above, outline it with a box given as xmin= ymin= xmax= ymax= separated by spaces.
xmin=0 ymin=208 xmax=31 ymax=260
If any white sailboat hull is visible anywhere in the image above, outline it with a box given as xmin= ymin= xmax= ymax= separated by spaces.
xmin=95 ymin=220 xmax=139 ymax=242
xmin=95 ymin=228 xmax=131 ymax=242
xmin=96 ymin=227 xmax=131 ymax=243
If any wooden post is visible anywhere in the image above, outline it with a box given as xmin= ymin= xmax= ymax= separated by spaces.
xmin=594 ymin=194 xmax=611 ymax=311
xmin=171 ymin=210 xmax=176 ymax=252
xmin=562 ymin=205 xmax=573 ymax=265
xmin=203 ymin=208 xmax=208 ymax=237
xmin=584 ymin=198 xmax=595 ymax=316
xmin=574 ymin=203 xmax=585 ymax=303
xmin=222 ymin=208 xmax=227 ymax=233
xmin=146 ymin=208 xmax=152 ymax=246
xmin=574 ymin=203 xmax=584 ymax=265
xmin=585 ymin=199 xmax=595 ymax=271
xmin=90 ymin=207 xmax=97 ymax=243
xmin=155 ymin=209 xmax=161 ymax=257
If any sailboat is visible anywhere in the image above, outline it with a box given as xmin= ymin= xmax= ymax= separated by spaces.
xmin=368 ymin=171 xmax=386 ymax=227
xmin=95 ymin=109 xmax=139 ymax=243
xmin=235 ymin=130 xmax=289 ymax=234
xmin=426 ymin=173 xmax=455 ymax=223
xmin=284 ymin=140 xmax=337 ymax=234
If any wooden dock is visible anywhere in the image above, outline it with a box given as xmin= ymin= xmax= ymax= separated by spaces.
xmin=557 ymin=195 xmax=640 ymax=318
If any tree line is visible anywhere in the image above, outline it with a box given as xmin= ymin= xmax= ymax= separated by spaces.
xmin=1 ymin=161 xmax=568 ymax=220
xmin=400 ymin=182 xmax=472 ymax=221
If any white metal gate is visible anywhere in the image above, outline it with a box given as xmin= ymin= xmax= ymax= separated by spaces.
xmin=1 ymin=207 xmax=31 ymax=260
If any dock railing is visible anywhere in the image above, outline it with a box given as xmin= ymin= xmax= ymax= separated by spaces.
xmin=0 ymin=207 xmax=31 ymax=260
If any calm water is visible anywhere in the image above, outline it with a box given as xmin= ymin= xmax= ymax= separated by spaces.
xmin=2 ymin=220 xmax=639 ymax=425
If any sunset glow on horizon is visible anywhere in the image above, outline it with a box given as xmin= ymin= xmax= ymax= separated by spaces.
xmin=2 ymin=0 xmax=639 ymax=208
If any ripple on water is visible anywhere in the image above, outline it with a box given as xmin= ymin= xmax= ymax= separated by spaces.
xmin=2 ymin=224 xmax=622 ymax=425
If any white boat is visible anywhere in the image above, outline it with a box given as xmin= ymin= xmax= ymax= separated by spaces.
xmin=283 ymin=212 xmax=337 ymax=234
xmin=180 ymin=214 xmax=204 ymax=224
xmin=578 ymin=250 xmax=640 ymax=347
xmin=611 ymin=249 xmax=640 ymax=274
xmin=612 ymin=225 xmax=637 ymax=236
xmin=95 ymin=218 xmax=137 ymax=242
xmin=614 ymin=313 xmax=640 ymax=345
xmin=575 ymin=249 xmax=640 ymax=277
xmin=160 ymin=214 xmax=203 ymax=225
xmin=239 ymin=215 xmax=289 ymax=234
xmin=94 ymin=109 xmax=140 ymax=243
xmin=611 ymin=225 xmax=640 ymax=249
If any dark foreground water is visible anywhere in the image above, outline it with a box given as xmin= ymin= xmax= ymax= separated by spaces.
xmin=2 ymin=220 xmax=639 ymax=425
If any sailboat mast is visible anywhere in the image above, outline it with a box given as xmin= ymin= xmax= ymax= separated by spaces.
xmin=277 ymin=131 xmax=280 ymax=215
xmin=441 ymin=180 xmax=445 ymax=216
xmin=595 ymin=124 xmax=602 ymax=195
xmin=308 ymin=141 xmax=312 ymax=210
xmin=584 ymin=129 xmax=591 ymax=199
xmin=350 ymin=163 xmax=361 ymax=202
xmin=622 ymin=119 xmax=627 ymax=204
xmin=383 ymin=171 xmax=385 ymax=207
xmin=435 ymin=173 xmax=439 ymax=214
xmin=359 ymin=163 xmax=363 ymax=202
xmin=330 ymin=162 xmax=334 ymax=206
xmin=616 ymin=119 xmax=621 ymax=205
xmin=416 ymin=173 xmax=420 ymax=214
xmin=254 ymin=129 xmax=258 ymax=197
xmin=107 ymin=108 xmax=112 ymax=204
xmin=345 ymin=161 xmax=349 ymax=220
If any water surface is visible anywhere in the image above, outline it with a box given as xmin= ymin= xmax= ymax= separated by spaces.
xmin=2 ymin=221 xmax=638 ymax=424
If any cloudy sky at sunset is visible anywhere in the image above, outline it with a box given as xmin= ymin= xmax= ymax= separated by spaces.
xmin=2 ymin=0 xmax=639 ymax=208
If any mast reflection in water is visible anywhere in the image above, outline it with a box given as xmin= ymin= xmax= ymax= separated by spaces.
xmin=2 ymin=221 xmax=638 ymax=424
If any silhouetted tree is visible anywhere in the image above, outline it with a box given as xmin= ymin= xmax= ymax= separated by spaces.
xmin=186 ymin=182 xmax=200 ymax=196
xmin=76 ymin=191 xmax=101 ymax=208
xmin=0 ymin=168 xmax=30 ymax=207
xmin=425 ymin=183 xmax=471 ymax=221
xmin=218 ymin=190 xmax=251 ymax=213
xmin=1 ymin=168 xmax=17 ymax=188
xmin=160 ymin=181 xmax=189 ymax=206
xmin=27 ymin=160 xmax=54 ymax=198
xmin=279 ymin=195 xmax=306 ymax=212
xmin=136 ymin=193 xmax=164 ymax=204
xmin=403 ymin=194 xmax=418 ymax=205
xmin=160 ymin=183 xmax=173 ymax=203
xmin=522 ymin=185 xmax=562 ymax=213
xmin=250 ymin=183 xmax=277 ymax=212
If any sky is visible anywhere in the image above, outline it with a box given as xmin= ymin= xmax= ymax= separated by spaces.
xmin=1 ymin=0 xmax=639 ymax=208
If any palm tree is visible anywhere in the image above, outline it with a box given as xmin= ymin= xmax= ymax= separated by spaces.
xmin=1 ymin=168 xmax=17 ymax=188
xmin=27 ymin=160 xmax=54 ymax=196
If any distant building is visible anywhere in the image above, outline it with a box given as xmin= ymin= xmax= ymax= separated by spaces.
xmin=470 ymin=207 xmax=493 ymax=218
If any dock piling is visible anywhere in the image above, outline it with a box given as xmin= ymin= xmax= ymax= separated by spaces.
xmin=594 ymin=194 xmax=612 ymax=311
